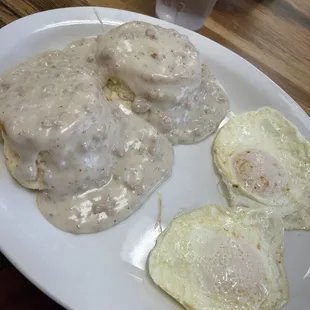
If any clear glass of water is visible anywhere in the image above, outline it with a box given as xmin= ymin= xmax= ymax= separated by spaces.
xmin=155 ymin=0 xmax=218 ymax=31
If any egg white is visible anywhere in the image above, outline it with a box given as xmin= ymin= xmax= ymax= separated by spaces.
xmin=213 ymin=107 xmax=310 ymax=230
xmin=148 ymin=205 xmax=288 ymax=310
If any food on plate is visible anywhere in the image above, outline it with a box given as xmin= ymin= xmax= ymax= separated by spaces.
xmin=0 ymin=37 xmax=174 ymax=234
xmin=0 ymin=20 xmax=231 ymax=234
xmin=148 ymin=205 xmax=288 ymax=310
xmin=98 ymin=21 xmax=229 ymax=144
xmin=213 ymin=107 xmax=310 ymax=230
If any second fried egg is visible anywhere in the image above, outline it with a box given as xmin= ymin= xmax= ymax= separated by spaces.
xmin=213 ymin=107 xmax=310 ymax=230
xmin=148 ymin=205 xmax=288 ymax=310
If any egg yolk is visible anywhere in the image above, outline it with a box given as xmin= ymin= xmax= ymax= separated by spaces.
xmin=233 ymin=149 xmax=288 ymax=197
xmin=205 ymin=236 xmax=268 ymax=307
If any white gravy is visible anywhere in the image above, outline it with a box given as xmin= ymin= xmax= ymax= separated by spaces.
xmin=0 ymin=21 xmax=229 ymax=234
xmin=97 ymin=21 xmax=229 ymax=144
xmin=0 ymin=36 xmax=174 ymax=234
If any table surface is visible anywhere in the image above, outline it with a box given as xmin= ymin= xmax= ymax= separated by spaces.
xmin=0 ymin=0 xmax=309 ymax=115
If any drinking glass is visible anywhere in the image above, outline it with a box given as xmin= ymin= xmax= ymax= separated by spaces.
xmin=155 ymin=0 xmax=218 ymax=31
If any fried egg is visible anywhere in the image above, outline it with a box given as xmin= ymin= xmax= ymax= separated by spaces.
xmin=213 ymin=107 xmax=310 ymax=230
xmin=148 ymin=205 xmax=288 ymax=310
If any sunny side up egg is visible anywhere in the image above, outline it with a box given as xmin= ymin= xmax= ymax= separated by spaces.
xmin=148 ymin=205 xmax=288 ymax=310
xmin=213 ymin=107 xmax=310 ymax=230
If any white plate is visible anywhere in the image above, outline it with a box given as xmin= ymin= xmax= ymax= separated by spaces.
xmin=0 ymin=7 xmax=309 ymax=310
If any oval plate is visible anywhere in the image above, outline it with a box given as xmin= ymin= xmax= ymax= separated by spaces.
xmin=0 ymin=7 xmax=309 ymax=310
